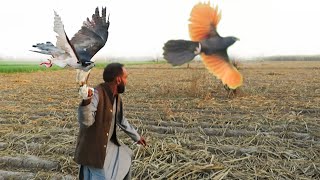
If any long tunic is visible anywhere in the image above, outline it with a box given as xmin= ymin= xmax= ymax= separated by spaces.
xmin=78 ymin=89 xmax=140 ymax=179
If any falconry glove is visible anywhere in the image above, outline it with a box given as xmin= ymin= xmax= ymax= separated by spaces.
xmin=79 ymin=84 xmax=94 ymax=100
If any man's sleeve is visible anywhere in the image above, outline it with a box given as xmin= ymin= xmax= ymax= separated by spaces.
xmin=117 ymin=100 xmax=141 ymax=142
xmin=77 ymin=89 xmax=99 ymax=127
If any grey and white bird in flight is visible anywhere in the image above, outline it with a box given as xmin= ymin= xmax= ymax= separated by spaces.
xmin=31 ymin=7 xmax=110 ymax=86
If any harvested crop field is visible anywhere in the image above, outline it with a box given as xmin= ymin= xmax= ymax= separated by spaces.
xmin=0 ymin=60 xmax=319 ymax=179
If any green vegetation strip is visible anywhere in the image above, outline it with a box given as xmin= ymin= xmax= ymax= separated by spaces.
xmin=0 ymin=63 xmax=61 ymax=73
xmin=0 ymin=61 xmax=165 ymax=73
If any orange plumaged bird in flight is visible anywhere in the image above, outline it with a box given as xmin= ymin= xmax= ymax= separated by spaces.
xmin=163 ymin=1 xmax=243 ymax=90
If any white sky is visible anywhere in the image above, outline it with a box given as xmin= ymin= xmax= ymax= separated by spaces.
xmin=0 ymin=0 xmax=319 ymax=60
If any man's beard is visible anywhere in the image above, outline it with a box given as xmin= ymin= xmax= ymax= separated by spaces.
xmin=117 ymin=81 xmax=125 ymax=94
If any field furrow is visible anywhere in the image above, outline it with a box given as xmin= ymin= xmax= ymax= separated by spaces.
xmin=0 ymin=61 xmax=319 ymax=179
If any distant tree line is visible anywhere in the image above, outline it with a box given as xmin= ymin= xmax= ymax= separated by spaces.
xmin=255 ymin=55 xmax=320 ymax=61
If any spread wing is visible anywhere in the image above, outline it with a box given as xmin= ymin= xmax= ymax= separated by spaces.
xmin=201 ymin=52 xmax=243 ymax=89
xmin=53 ymin=11 xmax=80 ymax=63
xmin=189 ymin=2 xmax=221 ymax=41
xmin=70 ymin=7 xmax=110 ymax=65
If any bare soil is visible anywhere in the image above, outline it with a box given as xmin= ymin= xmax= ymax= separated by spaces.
xmin=0 ymin=61 xmax=319 ymax=179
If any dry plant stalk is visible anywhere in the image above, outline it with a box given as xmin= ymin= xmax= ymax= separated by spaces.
xmin=0 ymin=61 xmax=319 ymax=179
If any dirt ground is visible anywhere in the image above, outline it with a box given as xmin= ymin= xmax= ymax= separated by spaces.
xmin=0 ymin=60 xmax=319 ymax=179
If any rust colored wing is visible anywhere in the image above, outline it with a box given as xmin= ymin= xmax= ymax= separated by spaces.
xmin=189 ymin=2 xmax=221 ymax=41
xmin=201 ymin=53 xmax=243 ymax=89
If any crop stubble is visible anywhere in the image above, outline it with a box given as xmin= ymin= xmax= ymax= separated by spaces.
xmin=0 ymin=61 xmax=319 ymax=179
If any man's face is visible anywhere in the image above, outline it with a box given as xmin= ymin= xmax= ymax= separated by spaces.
xmin=117 ymin=67 xmax=128 ymax=94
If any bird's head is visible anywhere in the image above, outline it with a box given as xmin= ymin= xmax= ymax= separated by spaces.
xmin=228 ymin=36 xmax=240 ymax=42
xmin=231 ymin=36 xmax=240 ymax=41
xmin=224 ymin=36 xmax=240 ymax=47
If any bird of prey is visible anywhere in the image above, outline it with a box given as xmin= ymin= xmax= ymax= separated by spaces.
xmin=31 ymin=7 xmax=110 ymax=86
xmin=163 ymin=2 xmax=243 ymax=90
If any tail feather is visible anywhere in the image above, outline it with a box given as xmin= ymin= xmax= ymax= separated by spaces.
xmin=31 ymin=42 xmax=64 ymax=56
xmin=163 ymin=40 xmax=199 ymax=66
xmin=29 ymin=50 xmax=51 ymax=55
xmin=163 ymin=51 xmax=195 ymax=66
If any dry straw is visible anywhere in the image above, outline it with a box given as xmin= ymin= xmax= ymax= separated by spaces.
xmin=0 ymin=61 xmax=319 ymax=179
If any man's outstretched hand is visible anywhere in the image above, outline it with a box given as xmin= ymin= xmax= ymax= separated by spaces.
xmin=137 ymin=136 xmax=147 ymax=146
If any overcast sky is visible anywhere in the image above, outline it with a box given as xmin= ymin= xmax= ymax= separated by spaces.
xmin=0 ymin=0 xmax=319 ymax=61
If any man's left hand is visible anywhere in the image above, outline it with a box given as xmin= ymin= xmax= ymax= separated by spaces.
xmin=137 ymin=137 xmax=146 ymax=146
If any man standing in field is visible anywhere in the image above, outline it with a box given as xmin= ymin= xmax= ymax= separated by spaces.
xmin=74 ymin=63 xmax=146 ymax=179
